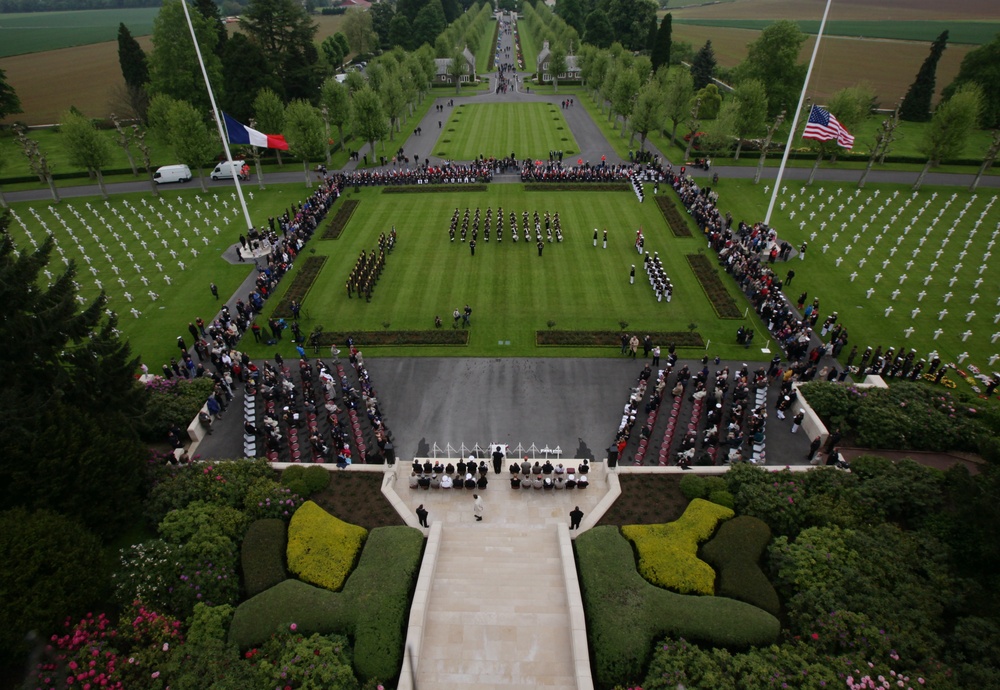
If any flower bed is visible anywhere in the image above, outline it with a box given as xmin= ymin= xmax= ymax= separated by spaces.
xmin=321 ymin=199 xmax=360 ymax=240
xmin=381 ymin=184 xmax=489 ymax=194
xmin=686 ymin=254 xmax=742 ymax=319
xmin=536 ymin=330 xmax=704 ymax=348
xmin=524 ymin=182 xmax=631 ymax=192
xmin=656 ymin=195 xmax=694 ymax=237
xmin=316 ymin=329 xmax=469 ymax=346
xmin=286 ymin=501 xmax=367 ymax=592
xmin=575 ymin=525 xmax=780 ymax=689
xmin=700 ymin=515 xmax=780 ymax=617
xmin=272 ymin=256 xmax=326 ymax=319
xmin=622 ymin=498 xmax=734 ymax=595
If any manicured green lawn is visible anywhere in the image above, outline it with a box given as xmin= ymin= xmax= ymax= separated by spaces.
xmin=714 ymin=178 xmax=1000 ymax=385
xmin=6 ymin=186 xmax=307 ymax=370
xmin=433 ymin=102 xmax=580 ymax=160
xmin=244 ymin=185 xmax=774 ymax=360
xmin=0 ymin=8 xmax=158 ymax=57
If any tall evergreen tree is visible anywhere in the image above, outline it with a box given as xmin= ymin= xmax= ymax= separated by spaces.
xmin=584 ymin=10 xmax=613 ymax=50
xmin=242 ymin=0 xmax=319 ymax=98
xmin=690 ymin=39 xmax=716 ymax=90
xmin=0 ymin=213 xmax=147 ymax=540
xmin=899 ymin=30 xmax=948 ymax=122
xmin=650 ymin=13 xmax=672 ymax=72
xmin=0 ymin=68 xmax=21 ymax=122
xmin=194 ymin=0 xmax=227 ymax=54
xmin=117 ymin=22 xmax=149 ymax=91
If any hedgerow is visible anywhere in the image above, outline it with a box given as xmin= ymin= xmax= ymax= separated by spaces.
xmin=622 ymin=498 xmax=734 ymax=595
xmin=700 ymin=515 xmax=780 ymax=617
xmin=242 ymin=519 xmax=289 ymax=598
xmin=287 ymin=501 xmax=367 ymax=592
xmin=576 ymin=526 xmax=780 ymax=689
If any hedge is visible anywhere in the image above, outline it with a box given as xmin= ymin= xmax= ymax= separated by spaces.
xmin=700 ymin=515 xmax=781 ymax=618
xmin=622 ymin=498 xmax=734 ymax=595
xmin=272 ymin=256 xmax=326 ymax=319
xmin=281 ymin=465 xmax=331 ymax=497
xmin=576 ymin=526 xmax=781 ymax=689
xmin=536 ymin=330 xmax=704 ymax=348
xmin=229 ymin=526 xmax=423 ymax=683
xmin=287 ymin=501 xmax=367 ymax=592
xmin=321 ymin=199 xmax=360 ymax=240
xmin=680 ymin=475 xmax=733 ymax=509
xmin=686 ymin=254 xmax=743 ymax=319
xmin=136 ymin=377 xmax=215 ymax=442
xmin=241 ymin=519 xmax=289 ymax=598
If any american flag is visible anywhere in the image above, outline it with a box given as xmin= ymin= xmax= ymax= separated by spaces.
xmin=802 ymin=105 xmax=855 ymax=148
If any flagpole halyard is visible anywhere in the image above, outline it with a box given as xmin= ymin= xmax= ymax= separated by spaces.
xmin=180 ymin=0 xmax=255 ymax=232
xmin=763 ymin=0 xmax=834 ymax=227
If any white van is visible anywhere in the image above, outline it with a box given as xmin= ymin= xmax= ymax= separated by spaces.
xmin=153 ymin=164 xmax=192 ymax=184
xmin=211 ymin=160 xmax=249 ymax=181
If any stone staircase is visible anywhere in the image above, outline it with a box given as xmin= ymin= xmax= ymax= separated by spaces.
xmin=415 ymin=524 xmax=577 ymax=690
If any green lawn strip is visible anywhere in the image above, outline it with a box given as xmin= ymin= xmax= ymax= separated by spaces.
xmin=0 ymin=8 xmax=158 ymax=57
xmin=672 ymin=18 xmax=1000 ymax=45
xmin=700 ymin=515 xmax=781 ymax=618
xmin=229 ymin=525 xmax=424 ymax=684
xmin=577 ymin=91 xmax=634 ymax=161
xmin=241 ymin=185 xmax=775 ymax=360
xmin=712 ymin=178 xmax=1000 ymax=387
xmin=273 ymin=256 xmax=327 ymax=319
xmin=436 ymin=102 xmax=579 ymax=160
xmin=321 ymin=199 xmax=360 ymax=239
xmin=475 ymin=14 xmax=498 ymax=76
xmin=575 ymin=526 xmax=780 ymax=689
xmin=4 ymin=187 xmax=304 ymax=369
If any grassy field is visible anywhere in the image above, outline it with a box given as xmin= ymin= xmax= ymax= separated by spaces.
xmin=4 ymin=186 xmax=305 ymax=370
xmin=434 ymin=103 xmax=580 ymax=160
xmin=713 ymin=178 xmax=1000 ymax=384
xmin=242 ymin=185 xmax=774 ymax=361
xmin=673 ymin=19 xmax=1000 ymax=45
xmin=670 ymin=24 xmax=974 ymax=107
xmin=670 ymin=0 xmax=1000 ymax=21
xmin=0 ymin=8 xmax=158 ymax=58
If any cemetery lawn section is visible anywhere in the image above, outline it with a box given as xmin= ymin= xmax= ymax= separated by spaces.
xmin=246 ymin=185 xmax=774 ymax=360
xmin=6 ymin=187 xmax=304 ymax=370
xmin=714 ymin=179 xmax=1000 ymax=387
xmin=434 ymin=102 xmax=580 ymax=161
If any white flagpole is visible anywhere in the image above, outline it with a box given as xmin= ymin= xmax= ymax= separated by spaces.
xmin=180 ymin=0 xmax=254 ymax=232
xmin=763 ymin=0 xmax=834 ymax=226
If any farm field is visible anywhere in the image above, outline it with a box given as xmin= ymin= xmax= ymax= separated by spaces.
xmin=243 ymin=185 xmax=774 ymax=360
xmin=714 ymin=178 xmax=1000 ymax=388
xmin=670 ymin=0 xmax=1000 ymax=22
xmin=0 ymin=8 xmax=158 ymax=58
xmin=435 ymin=103 xmax=579 ymax=160
xmin=670 ymin=24 xmax=973 ymax=106
xmin=673 ymin=19 xmax=1000 ymax=45
xmin=4 ymin=186 xmax=302 ymax=370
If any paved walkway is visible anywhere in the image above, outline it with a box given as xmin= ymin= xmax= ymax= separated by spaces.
xmin=396 ymin=461 xmax=604 ymax=690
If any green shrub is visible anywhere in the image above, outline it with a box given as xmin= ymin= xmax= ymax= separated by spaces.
xmin=302 ymin=466 xmax=332 ymax=492
xmin=282 ymin=465 xmax=330 ymax=495
xmin=679 ymin=474 xmax=706 ymax=500
xmin=243 ymin=477 xmax=305 ymax=521
xmin=287 ymin=501 xmax=367 ymax=592
xmin=136 ymin=377 xmax=215 ymax=442
xmin=257 ymin=632 xmax=358 ymax=690
xmin=283 ymin=478 xmax=310 ymax=498
xmin=700 ymin=516 xmax=780 ymax=617
xmin=622 ymin=499 xmax=734 ymax=595
xmin=707 ymin=490 xmax=734 ymax=510
xmin=230 ymin=526 xmax=423 ymax=684
xmin=145 ymin=459 xmax=277 ymax=526
xmin=242 ymin=519 xmax=289 ymax=597
xmin=576 ymin=526 xmax=780 ymax=689
xmin=158 ymin=500 xmax=250 ymax=546
xmin=703 ymin=476 xmax=728 ymax=495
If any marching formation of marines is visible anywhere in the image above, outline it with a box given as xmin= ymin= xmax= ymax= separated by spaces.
xmin=346 ymin=229 xmax=395 ymax=302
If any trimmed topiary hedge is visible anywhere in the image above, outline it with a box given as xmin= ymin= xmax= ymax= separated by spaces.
xmin=229 ymin=526 xmax=423 ymax=684
xmin=700 ymin=515 xmax=781 ymax=618
xmin=287 ymin=501 xmax=367 ymax=592
xmin=523 ymin=183 xmax=631 ymax=192
xmin=281 ymin=465 xmax=331 ymax=497
xmin=241 ymin=519 xmax=289 ymax=598
xmin=576 ymin=526 xmax=781 ymax=689
xmin=622 ymin=498 xmax=734 ymax=595
xmin=381 ymin=184 xmax=489 ymax=193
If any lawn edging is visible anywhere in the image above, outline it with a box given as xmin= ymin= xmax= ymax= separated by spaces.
xmin=685 ymin=254 xmax=743 ymax=319
xmin=272 ymin=256 xmax=326 ymax=319
xmin=321 ymin=199 xmax=360 ymax=239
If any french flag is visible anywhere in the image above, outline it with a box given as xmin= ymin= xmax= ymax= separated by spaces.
xmin=222 ymin=112 xmax=289 ymax=151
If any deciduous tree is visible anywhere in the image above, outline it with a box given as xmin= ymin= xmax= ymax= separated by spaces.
xmin=284 ymin=100 xmax=326 ymax=186
xmin=167 ymin=100 xmax=218 ymax=192
xmin=352 ymin=85 xmax=389 ymax=159
xmin=253 ymin=87 xmax=286 ymax=166
xmin=731 ymin=20 xmax=806 ymax=117
xmin=412 ymin=0 xmax=448 ymax=51
xmin=660 ymin=65 xmax=694 ymax=146
xmin=548 ymin=43 xmax=568 ymax=94
xmin=319 ymin=77 xmax=351 ymax=152
xmin=62 ymin=111 xmax=114 ymax=199
xmin=731 ymin=78 xmax=767 ymax=159
xmin=914 ymin=83 xmax=982 ymax=190
xmin=343 ymin=7 xmax=378 ymax=57
xmin=941 ymin=33 xmax=1000 ymax=128
xmin=448 ymin=48 xmax=469 ymax=94
xmin=583 ymin=10 xmax=612 ymax=50
xmin=629 ymin=78 xmax=662 ymax=150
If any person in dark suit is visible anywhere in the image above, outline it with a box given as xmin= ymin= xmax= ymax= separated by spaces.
xmin=416 ymin=504 xmax=429 ymax=528
xmin=569 ymin=506 xmax=584 ymax=530
xmin=492 ymin=446 xmax=505 ymax=474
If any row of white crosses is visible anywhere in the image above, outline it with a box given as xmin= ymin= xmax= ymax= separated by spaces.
xmin=11 ymin=191 xmax=236 ymax=318
xmin=762 ymin=184 xmax=1000 ymax=373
